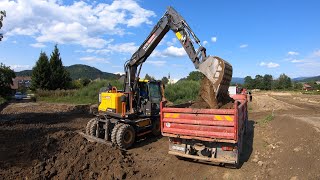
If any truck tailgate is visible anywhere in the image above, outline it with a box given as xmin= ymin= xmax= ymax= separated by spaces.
xmin=161 ymin=100 xmax=246 ymax=143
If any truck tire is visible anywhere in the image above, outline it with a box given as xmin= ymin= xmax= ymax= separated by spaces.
xmin=151 ymin=118 xmax=161 ymax=136
xmin=86 ymin=118 xmax=96 ymax=135
xmin=116 ymin=124 xmax=136 ymax=149
xmin=111 ymin=123 xmax=124 ymax=145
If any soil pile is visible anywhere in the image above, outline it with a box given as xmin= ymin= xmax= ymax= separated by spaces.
xmin=26 ymin=132 xmax=137 ymax=179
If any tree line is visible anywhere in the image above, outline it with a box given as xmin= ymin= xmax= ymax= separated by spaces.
xmin=243 ymin=73 xmax=296 ymax=90
xmin=31 ymin=45 xmax=71 ymax=90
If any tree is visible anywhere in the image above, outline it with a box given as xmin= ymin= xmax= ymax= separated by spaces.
xmin=0 ymin=63 xmax=15 ymax=96
xmin=278 ymin=73 xmax=292 ymax=89
xmin=0 ymin=10 xmax=6 ymax=41
xmin=254 ymin=75 xmax=264 ymax=89
xmin=31 ymin=52 xmax=51 ymax=90
xmin=80 ymin=78 xmax=91 ymax=87
xmin=161 ymin=76 xmax=169 ymax=84
xmin=186 ymin=71 xmax=204 ymax=81
xmin=293 ymin=82 xmax=303 ymax=90
xmin=244 ymin=76 xmax=254 ymax=89
xmin=262 ymin=74 xmax=273 ymax=90
xmin=144 ymin=74 xmax=155 ymax=81
xmin=49 ymin=45 xmax=71 ymax=90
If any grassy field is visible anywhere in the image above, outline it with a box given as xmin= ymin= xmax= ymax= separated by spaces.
xmin=38 ymin=80 xmax=123 ymax=104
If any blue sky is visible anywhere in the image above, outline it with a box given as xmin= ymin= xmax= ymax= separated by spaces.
xmin=0 ymin=0 xmax=320 ymax=80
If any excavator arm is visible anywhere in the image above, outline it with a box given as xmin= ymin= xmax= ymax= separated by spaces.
xmin=124 ymin=6 xmax=232 ymax=112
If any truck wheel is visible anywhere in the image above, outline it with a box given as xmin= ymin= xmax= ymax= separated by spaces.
xmin=116 ymin=124 xmax=136 ymax=149
xmin=151 ymin=118 xmax=161 ymax=136
xmin=111 ymin=123 xmax=124 ymax=145
xmin=86 ymin=118 xmax=96 ymax=135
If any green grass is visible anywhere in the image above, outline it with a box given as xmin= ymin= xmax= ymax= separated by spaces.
xmin=38 ymin=79 xmax=123 ymax=104
xmin=37 ymin=79 xmax=202 ymax=105
xmin=0 ymin=97 xmax=7 ymax=105
xmin=259 ymin=114 xmax=274 ymax=125
xmin=301 ymin=90 xmax=320 ymax=95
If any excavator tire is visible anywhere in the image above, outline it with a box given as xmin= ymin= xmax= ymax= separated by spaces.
xmin=86 ymin=118 xmax=97 ymax=135
xmin=116 ymin=124 xmax=136 ymax=149
xmin=151 ymin=118 xmax=161 ymax=136
xmin=89 ymin=119 xmax=98 ymax=136
xmin=111 ymin=123 xmax=124 ymax=145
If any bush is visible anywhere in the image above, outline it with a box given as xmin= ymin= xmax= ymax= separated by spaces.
xmin=165 ymin=80 xmax=200 ymax=104
xmin=37 ymin=79 xmax=123 ymax=104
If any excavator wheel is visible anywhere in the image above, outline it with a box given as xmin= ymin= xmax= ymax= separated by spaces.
xmin=116 ymin=124 xmax=136 ymax=149
xmin=151 ymin=118 xmax=161 ymax=136
xmin=111 ymin=123 xmax=124 ymax=145
xmin=86 ymin=118 xmax=97 ymax=135
xmin=89 ymin=119 xmax=98 ymax=136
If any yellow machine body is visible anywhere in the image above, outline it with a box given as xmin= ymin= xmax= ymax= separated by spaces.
xmin=98 ymin=90 xmax=124 ymax=113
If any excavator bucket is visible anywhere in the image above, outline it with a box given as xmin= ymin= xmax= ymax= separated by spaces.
xmin=198 ymin=56 xmax=233 ymax=106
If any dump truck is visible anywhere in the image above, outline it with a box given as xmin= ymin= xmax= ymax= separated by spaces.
xmin=160 ymin=94 xmax=248 ymax=167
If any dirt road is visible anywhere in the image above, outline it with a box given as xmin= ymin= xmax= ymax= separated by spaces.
xmin=1 ymin=93 xmax=320 ymax=179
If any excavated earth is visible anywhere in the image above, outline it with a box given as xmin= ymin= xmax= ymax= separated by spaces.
xmin=1 ymin=92 xmax=320 ymax=179
xmin=190 ymin=76 xmax=234 ymax=109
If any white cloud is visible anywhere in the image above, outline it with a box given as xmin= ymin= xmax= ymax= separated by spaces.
xmin=163 ymin=46 xmax=187 ymax=57
xmin=80 ymin=56 xmax=109 ymax=63
xmin=203 ymin=40 xmax=208 ymax=46
xmin=287 ymin=51 xmax=299 ymax=56
xmin=30 ymin=43 xmax=46 ymax=48
xmin=166 ymin=38 xmax=178 ymax=46
xmin=312 ymin=49 xmax=320 ymax=57
xmin=150 ymin=46 xmax=187 ymax=58
xmin=10 ymin=64 xmax=32 ymax=71
xmin=290 ymin=59 xmax=303 ymax=63
xmin=107 ymin=42 xmax=138 ymax=54
xmin=146 ymin=60 xmax=166 ymax=66
xmin=259 ymin=62 xmax=280 ymax=68
xmin=0 ymin=0 xmax=155 ymax=48
xmin=211 ymin=37 xmax=217 ymax=43
xmin=240 ymin=44 xmax=248 ymax=48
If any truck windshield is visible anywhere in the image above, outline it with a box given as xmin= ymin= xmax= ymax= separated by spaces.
xmin=148 ymin=82 xmax=161 ymax=102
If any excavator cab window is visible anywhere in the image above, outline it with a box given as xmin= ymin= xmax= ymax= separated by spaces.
xmin=148 ymin=82 xmax=161 ymax=104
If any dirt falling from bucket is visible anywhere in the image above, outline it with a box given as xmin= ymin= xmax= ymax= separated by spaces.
xmin=190 ymin=76 xmax=234 ymax=109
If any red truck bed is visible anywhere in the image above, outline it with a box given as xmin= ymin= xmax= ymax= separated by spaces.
xmin=160 ymin=94 xmax=248 ymax=166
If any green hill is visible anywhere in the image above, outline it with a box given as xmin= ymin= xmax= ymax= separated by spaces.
xmin=15 ymin=64 xmax=120 ymax=80
xmin=296 ymin=75 xmax=320 ymax=82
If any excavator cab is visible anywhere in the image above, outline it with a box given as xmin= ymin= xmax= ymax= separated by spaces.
xmin=137 ymin=80 xmax=162 ymax=116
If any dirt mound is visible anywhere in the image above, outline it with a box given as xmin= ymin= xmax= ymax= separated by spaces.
xmin=14 ymin=132 xmax=137 ymax=179
xmin=0 ymin=102 xmax=89 ymax=116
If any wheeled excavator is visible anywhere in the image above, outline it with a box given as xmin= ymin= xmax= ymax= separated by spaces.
xmin=81 ymin=6 xmax=233 ymax=149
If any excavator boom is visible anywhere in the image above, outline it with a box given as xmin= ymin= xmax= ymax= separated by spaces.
xmin=125 ymin=6 xmax=232 ymax=111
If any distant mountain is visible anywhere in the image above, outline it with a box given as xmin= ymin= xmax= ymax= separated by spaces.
xmin=295 ymin=75 xmax=320 ymax=82
xmin=16 ymin=70 xmax=32 ymax=76
xmin=231 ymin=77 xmax=244 ymax=84
xmin=66 ymin=64 xmax=119 ymax=80
xmin=292 ymin=77 xmax=309 ymax=81
xmin=15 ymin=64 xmax=120 ymax=80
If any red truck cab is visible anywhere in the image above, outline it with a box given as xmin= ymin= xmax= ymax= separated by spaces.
xmin=160 ymin=94 xmax=248 ymax=167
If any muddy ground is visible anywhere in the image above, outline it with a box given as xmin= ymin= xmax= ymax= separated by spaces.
xmin=1 ymin=92 xmax=320 ymax=179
